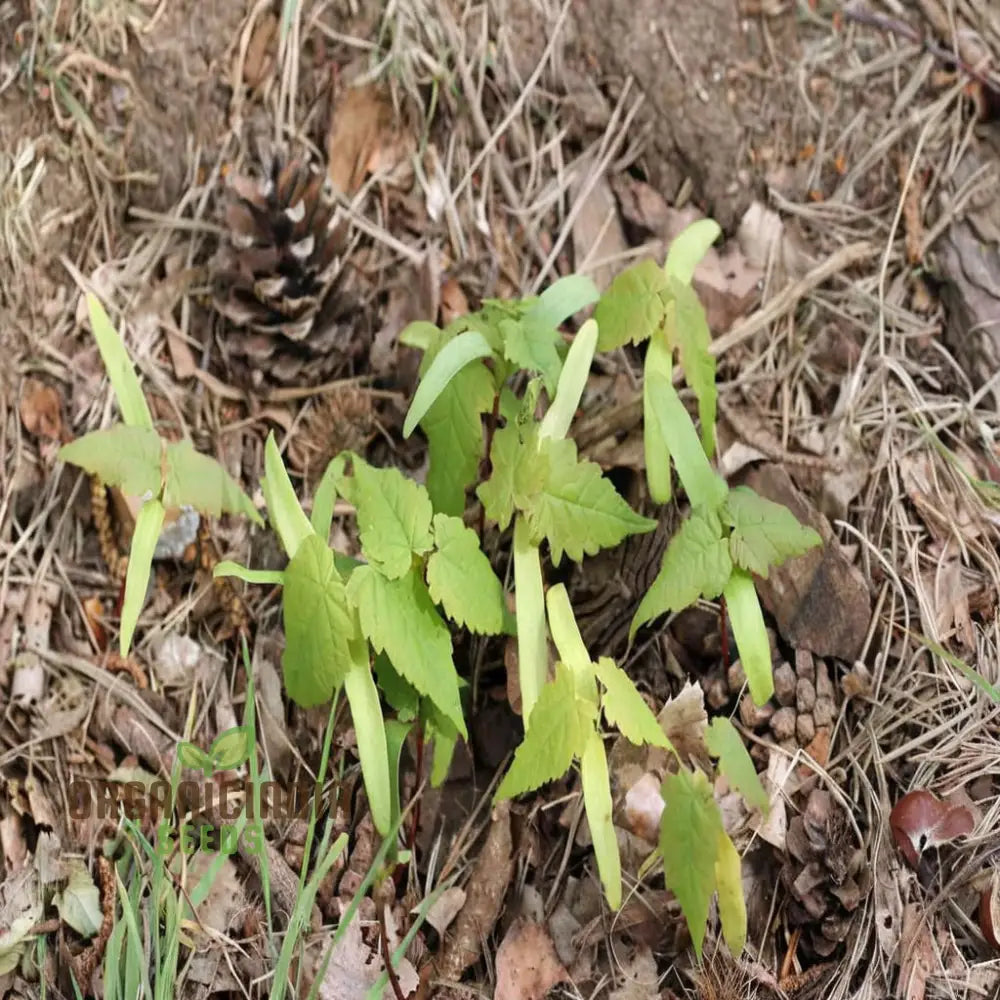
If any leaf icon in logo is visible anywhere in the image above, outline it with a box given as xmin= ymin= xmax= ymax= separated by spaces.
xmin=177 ymin=741 xmax=213 ymax=776
xmin=209 ymin=726 xmax=253 ymax=772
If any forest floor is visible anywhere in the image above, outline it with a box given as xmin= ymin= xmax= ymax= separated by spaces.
xmin=2 ymin=1 xmax=1000 ymax=998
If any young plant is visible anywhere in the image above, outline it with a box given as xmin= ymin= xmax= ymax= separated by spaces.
xmin=595 ymin=223 xmax=822 ymax=705
xmin=58 ymin=294 xmax=261 ymax=656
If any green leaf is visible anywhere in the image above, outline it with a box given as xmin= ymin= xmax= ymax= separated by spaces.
xmin=282 ymin=533 xmax=354 ymax=707
xmin=54 ymin=859 xmax=103 ymax=938
xmin=664 ymin=218 xmax=721 ymax=285
xmin=593 ymin=259 xmax=669 ymax=350
xmin=705 ymin=717 xmax=769 ymax=813
xmin=722 ymin=486 xmax=823 ymax=577
xmin=545 ymin=584 xmax=592 ymax=678
xmin=347 ymin=565 xmax=466 ymax=736
xmin=540 ymin=319 xmax=598 ymax=442
xmin=398 ymin=320 xmax=442 ymax=351
xmin=427 ymin=514 xmax=505 ymax=634
xmin=86 ymin=293 xmax=153 ymax=429
xmin=723 ymin=569 xmax=773 ymax=705
xmin=659 ymin=768 xmax=723 ymax=960
xmin=643 ymin=324 xmax=674 ymax=503
xmin=422 ymin=358 xmax=495 ymax=516
xmin=176 ymin=741 xmax=212 ymax=775
xmin=477 ymin=422 xmax=546 ymax=530
xmin=58 ymin=426 xmax=162 ymax=498
xmin=630 ymin=507 xmax=732 ymax=639
xmin=501 ymin=316 xmax=563 ymax=395
xmin=352 ymin=460 xmax=434 ymax=579
xmin=384 ymin=718 xmax=412 ymax=851
xmin=645 ymin=372 xmax=726 ymax=509
xmin=209 ymin=725 xmax=253 ymax=771
xmin=669 ymin=276 xmax=717 ymax=458
xmin=531 ymin=274 xmax=600 ymax=330
xmin=404 ymin=330 xmax=494 ymax=437
xmin=513 ymin=515 xmax=548 ymax=725
xmin=311 ymin=456 xmax=343 ymax=540
xmin=714 ymin=832 xmax=747 ymax=956
xmin=525 ymin=436 xmax=657 ymax=565
xmin=374 ymin=652 xmax=420 ymax=722
xmin=343 ymin=647 xmax=392 ymax=835
xmin=261 ymin=432 xmax=314 ymax=560
xmin=580 ymin=729 xmax=621 ymax=910
xmin=427 ymin=715 xmax=459 ymax=787
xmin=120 ymin=498 xmax=164 ymax=656
xmin=594 ymin=657 xmax=670 ymax=748
xmin=163 ymin=440 xmax=262 ymax=524
xmin=213 ymin=561 xmax=285 ymax=586
xmin=496 ymin=663 xmax=596 ymax=799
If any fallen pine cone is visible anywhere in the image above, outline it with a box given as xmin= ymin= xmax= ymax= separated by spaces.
xmin=212 ymin=157 xmax=361 ymax=388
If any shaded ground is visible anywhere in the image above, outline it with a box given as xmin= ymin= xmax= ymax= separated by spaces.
xmin=3 ymin=1 xmax=1000 ymax=999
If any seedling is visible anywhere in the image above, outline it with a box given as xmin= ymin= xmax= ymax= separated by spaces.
xmin=59 ymin=294 xmax=261 ymax=656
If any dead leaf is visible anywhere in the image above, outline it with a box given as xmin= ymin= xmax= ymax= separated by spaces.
xmin=754 ymin=751 xmax=792 ymax=850
xmin=609 ymin=945 xmax=658 ymax=1000
xmin=900 ymin=903 xmax=937 ymax=1000
xmin=572 ymin=166 xmax=627 ymax=293
xmin=0 ymin=814 xmax=27 ymax=873
xmin=439 ymin=278 xmax=469 ymax=325
xmin=612 ymin=175 xmax=671 ymax=234
xmin=20 ymin=378 xmax=64 ymax=441
xmin=0 ymin=866 xmax=42 ymax=975
xmin=435 ymin=801 xmax=512 ymax=982
xmin=420 ymin=886 xmax=466 ymax=937
xmin=54 ymin=859 xmax=102 ymax=938
xmin=737 ymin=200 xmax=813 ymax=281
xmin=494 ymin=919 xmax=568 ymax=1000
xmin=657 ymin=681 xmax=708 ymax=764
xmin=326 ymin=85 xmax=399 ymax=197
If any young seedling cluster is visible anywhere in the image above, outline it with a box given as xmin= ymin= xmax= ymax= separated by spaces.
xmin=62 ymin=220 xmax=822 ymax=961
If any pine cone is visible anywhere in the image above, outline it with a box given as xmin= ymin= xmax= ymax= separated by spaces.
xmin=212 ymin=158 xmax=358 ymax=387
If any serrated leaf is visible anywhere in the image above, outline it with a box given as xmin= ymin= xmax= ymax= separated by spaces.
xmin=525 ymin=436 xmax=657 ymax=565
xmin=593 ymin=259 xmax=669 ymax=350
xmin=664 ymin=218 xmax=721 ymax=285
xmin=427 ymin=514 xmax=504 ymax=634
xmin=282 ymin=534 xmax=354 ymax=707
xmin=594 ymin=657 xmax=670 ymax=748
xmin=659 ymin=768 xmax=723 ymax=960
xmin=398 ymin=320 xmax=442 ymax=351
xmin=644 ymin=373 xmax=726 ymax=509
xmin=630 ymin=507 xmax=732 ymax=639
xmin=58 ymin=426 xmax=162 ymax=498
xmin=261 ymin=431 xmax=313 ymax=560
xmin=404 ymin=329 xmax=494 ymax=437
xmin=496 ymin=663 xmax=596 ymax=799
xmin=163 ymin=440 xmax=262 ymax=524
xmin=86 ymin=293 xmax=153 ymax=429
xmin=580 ymin=728 xmax=621 ymax=910
xmin=375 ymin=652 xmax=420 ymax=722
xmin=347 ymin=565 xmax=466 ymax=735
xmin=177 ymin=742 xmax=212 ymax=774
xmin=54 ymin=859 xmax=103 ymax=938
xmin=643 ymin=324 xmax=674 ymax=503
xmin=501 ymin=316 xmax=563 ymax=395
xmin=669 ymin=276 xmax=717 ymax=458
xmin=422 ymin=358 xmax=495 ymax=516
xmin=343 ymin=646 xmax=392 ymax=835
xmin=120 ymin=498 xmax=164 ymax=656
xmin=714 ymin=832 xmax=747 ymax=956
xmin=476 ymin=422 xmax=546 ymax=530
xmin=352 ymin=460 xmax=434 ymax=579
xmin=723 ymin=569 xmax=773 ymax=705
xmin=540 ymin=319 xmax=598 ymax=442
xmin=209 ymin=725 xmax=253 ymax=771
xmin=705 ymin=717 xmax=769 ymax=813
xmin=723 ymin=486 xmax=823 ymax=577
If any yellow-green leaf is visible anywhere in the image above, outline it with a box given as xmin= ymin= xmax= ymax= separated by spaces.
xmin=86 ymin=293 xmax=153 ymax=429
xmin=58 ymin=426 xmax=162 ymax=498
xmin=722 ymin=486 xmax=822 ymax=577
xmin=163 ymin=440 xmax=262 ymax=525
xmin=714 ymin=832 xmax=747 ymax=955
xmin=705 ymin=717 xmax=768 ymax=813
xmin=594 ymin=259 xmax=669 ymax=350
xmin=594 ymin=657 xmax=670 ymax=748
xmin=120 ymin=498 xmax=164 ymax=656
xmin=580 ymin=729 xmax=621 ymax=910
xmin=723 ymin=569 xmax=773 ymax=705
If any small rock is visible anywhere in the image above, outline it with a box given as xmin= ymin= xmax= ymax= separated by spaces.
xmin=773 ymin=661 xmax=797 ymax=706
xmin=815 ymin=660 xmax=834 ymax=701
xmin=704 ymin=675 xmax=730 ymax=710
xmin=813 ymin=698 xmax=836 ymax=728
xmin=795 ymin=647 xmax=815 ymax=684
xmin=796 ymin=678 xmax=817 ymax=714
xmin=739 ymin=694 xmax=774 ymax=729
xmin=726 ymin=660 xmax=747 ymax=693
xmin=771 ymin=706 xmax=797 ymax=741
xmin=796 ymin=712 xmax=816 ymax=745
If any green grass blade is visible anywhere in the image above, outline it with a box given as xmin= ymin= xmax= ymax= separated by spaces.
xmin=403 ymin=330 xmax=493 ymax=438
xmin=120 ymin=499 xmax=165 ymax=656
xmin=213 ymin=561 xmax=285 ymax=586
xmin=86 ymin=293 xmax=153 ymax=430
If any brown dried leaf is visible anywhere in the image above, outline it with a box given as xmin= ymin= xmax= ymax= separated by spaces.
xmin=572 ymin=167 xmax=627 ymax=293
xmin=435 ymin=802 xmax=512 ymax=982
xmin=494 ymin=919 xmax=568 ymax=1000
xmin=656 ymin=681 xmax=708 ymax=764
xmin=900 ymin=903 xmax=937 ymax=1000
xmin=326 ymin=85 xmax=398 ymax=197
xmin=439 ymin=278 xmax=469 ymax=325
xmin=20 ymin=378 xmax=64 ymax=441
